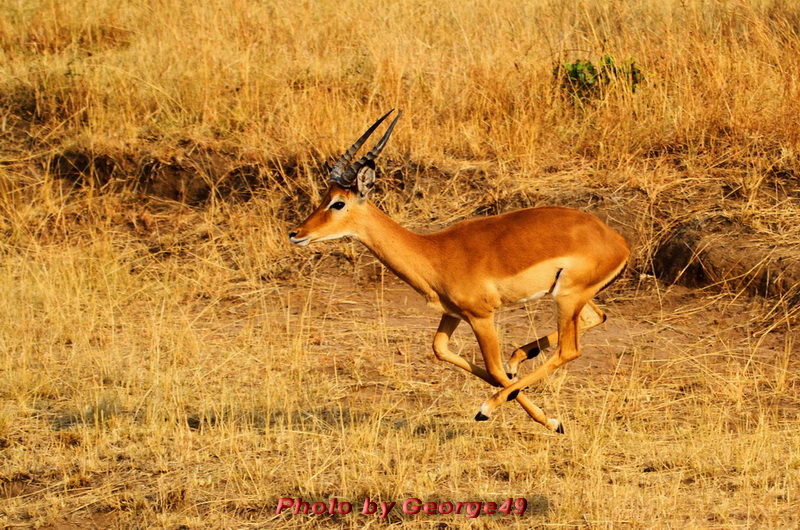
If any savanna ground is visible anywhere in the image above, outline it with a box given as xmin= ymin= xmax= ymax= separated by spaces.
xmin=1 ymin=0 xmax=799 ymax=527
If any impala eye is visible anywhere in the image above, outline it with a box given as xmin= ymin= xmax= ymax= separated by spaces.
xmin=329 ymin=201 xmax=346 ymax=211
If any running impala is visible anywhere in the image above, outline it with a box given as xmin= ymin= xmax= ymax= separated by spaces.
xmin=289 ymin=110 xmax=629 ymax=433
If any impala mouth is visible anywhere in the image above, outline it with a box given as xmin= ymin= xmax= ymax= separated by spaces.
xmin=288 ymin=232 xmax=312 ymax=246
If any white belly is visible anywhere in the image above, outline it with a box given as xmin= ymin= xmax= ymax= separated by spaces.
xmin=496 ymin=258 xmax=571 ymax=305
xmin=513 ymin=290 xmax=549 ymax=304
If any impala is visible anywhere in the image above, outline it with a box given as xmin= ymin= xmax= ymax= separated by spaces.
xmin=289 ymin=110 xmax=629 ymax=433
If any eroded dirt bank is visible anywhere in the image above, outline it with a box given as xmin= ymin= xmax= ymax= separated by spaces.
xmin=11 ymin=144 xmax=799 ymax=304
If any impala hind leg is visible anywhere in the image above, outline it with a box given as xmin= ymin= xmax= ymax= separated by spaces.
xmin=466 ymin=315 xmax=556 ymax=430
xmin=432 ymin=315 xmax=554 ymax=426
xmin=505 ymin=300 xmax=606 ymax=378
xmin=478 ymin=296 xmax=589 ymax=425
xmin=504 ymin=331 xmax=558 ymax=379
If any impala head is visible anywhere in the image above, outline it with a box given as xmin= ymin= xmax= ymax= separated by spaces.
xmin=289 ymin=110 xmax=402 ymax=246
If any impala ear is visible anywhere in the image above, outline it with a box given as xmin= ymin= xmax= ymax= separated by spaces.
xmin=355 ymin=164 xmax=376 ymax=200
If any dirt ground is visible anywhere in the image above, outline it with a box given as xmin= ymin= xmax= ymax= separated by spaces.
xmin=285 ymin=251 xmax=798 ymax=430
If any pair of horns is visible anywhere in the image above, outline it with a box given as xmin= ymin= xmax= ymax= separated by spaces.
xmin=329 ymin=109 xmax=402 ymax=187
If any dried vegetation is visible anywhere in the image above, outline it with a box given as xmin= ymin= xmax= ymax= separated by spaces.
xmin=0 ymin=0 xmax=799 ymax=527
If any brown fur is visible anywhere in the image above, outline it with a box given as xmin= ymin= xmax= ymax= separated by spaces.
xmin=291 ymin=183 xmax=629 ymax=430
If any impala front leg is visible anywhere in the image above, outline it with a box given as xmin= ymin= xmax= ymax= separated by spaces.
xmin=468 ymin=316 xmax=558 ymax=431
xmin=432 ymin=314 xmax=500 ymax=387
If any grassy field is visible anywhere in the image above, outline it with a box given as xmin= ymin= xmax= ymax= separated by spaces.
xmin=1 ymin=0 xmax=799 ymax=527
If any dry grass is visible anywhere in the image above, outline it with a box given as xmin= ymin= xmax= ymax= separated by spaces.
xmin=1 ymin=0 xmax=799 ymax=527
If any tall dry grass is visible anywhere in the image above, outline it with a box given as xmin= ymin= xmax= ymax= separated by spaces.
xmin=0 ymin=0 xmax=799 ymax=527
xmin=2 ymin=0 xmax=800 ymax=176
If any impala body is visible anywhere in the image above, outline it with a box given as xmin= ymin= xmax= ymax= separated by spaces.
xmin=289 ymin=110 xmax=629 ymax=432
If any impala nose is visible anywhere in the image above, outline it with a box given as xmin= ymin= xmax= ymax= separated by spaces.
xmin=288 ymin=231 xmax=298 ymax=239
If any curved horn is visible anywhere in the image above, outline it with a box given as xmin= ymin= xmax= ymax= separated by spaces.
xmin=330 ymin=109 xmax=394 ymax=184
xmin=340 ymin=110 xmax=403 ymax=185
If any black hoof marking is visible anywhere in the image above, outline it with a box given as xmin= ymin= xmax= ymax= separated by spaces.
xmin=507 ymin=389 xmax=520 ymax=401
xmin=555 ymin=422 xmax=565 ymax=434
xmin=526 ymin=348 xmax=541 ymax=360
xmin=474 ymin=411 xmax=489 ymax=422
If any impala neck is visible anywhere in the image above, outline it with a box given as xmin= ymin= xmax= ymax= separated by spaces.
xmin=356 ymin=202 xmax=438 ymax=296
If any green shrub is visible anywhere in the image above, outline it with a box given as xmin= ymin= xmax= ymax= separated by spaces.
xmin=555 ymin=55 xmax=644 ymax=101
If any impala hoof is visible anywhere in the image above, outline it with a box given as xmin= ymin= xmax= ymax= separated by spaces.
xmin=506 ymin=389 xmax=520 ymax=401
xmin=504 ymin=362 xmax=516 ymax=380
xmin=474 ymin=411 xmax=490 ymax=421
xmin=547 ymin=418 xmax=564 ymax=434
